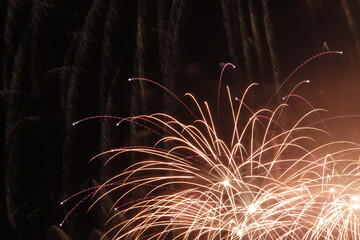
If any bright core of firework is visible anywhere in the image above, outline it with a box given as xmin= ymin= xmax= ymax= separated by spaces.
xmin=247 ymin=204 xmax=257 ymax=213
xmin=222 ymin=180 xmax=231 ymax=187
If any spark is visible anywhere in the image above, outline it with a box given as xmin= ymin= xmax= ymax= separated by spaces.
xmin=247 ymin=204 xmax=257 ymax=213
xmin=222 ymin=180 xmax=231 ymax=186
xmin=236 ymin=229 xmax=244 ymax=237
xmin=351 ymin=203 xmax=360 ymax=209
xmin=352 ymin=196 xmax=360 ymax=201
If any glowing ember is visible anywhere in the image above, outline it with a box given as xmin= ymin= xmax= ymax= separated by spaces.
xmin=222 ymin=180 xmax=231 ymax=187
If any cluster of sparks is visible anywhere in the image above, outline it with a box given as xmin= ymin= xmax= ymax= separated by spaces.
xmin=62 ymin=51 xmax=360 ymax=239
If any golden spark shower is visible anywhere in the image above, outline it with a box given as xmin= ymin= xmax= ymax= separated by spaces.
xmin=62 ymin=51 xmax=360 ymax=239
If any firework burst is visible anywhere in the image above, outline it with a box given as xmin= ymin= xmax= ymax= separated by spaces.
xmin=63 ymin=51 xmax=360 ymax=239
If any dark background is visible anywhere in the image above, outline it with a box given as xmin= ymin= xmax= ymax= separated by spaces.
xmin=2 ymin=1 xmax=360 ymax=239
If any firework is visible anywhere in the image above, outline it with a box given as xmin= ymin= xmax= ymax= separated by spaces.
xmin=63 ymin=51 xmax=360 ymax=239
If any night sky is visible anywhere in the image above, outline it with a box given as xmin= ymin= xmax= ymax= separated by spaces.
xmin=2 ymin=1 xmax=360 ymax=239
